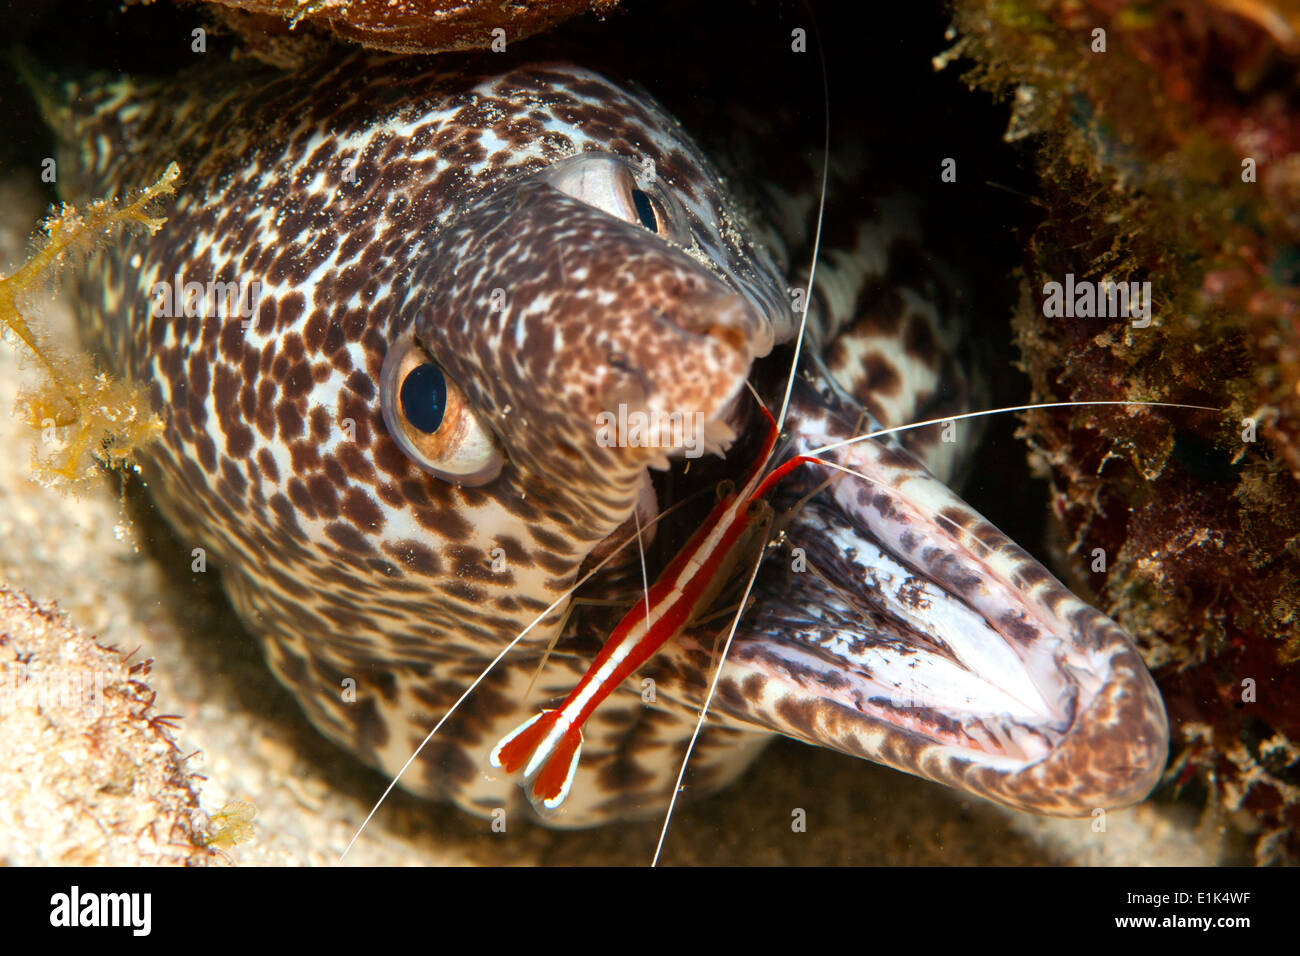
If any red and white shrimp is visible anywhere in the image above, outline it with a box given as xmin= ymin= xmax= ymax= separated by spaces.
xmin=488 ymin=397 xmax=811 ymax=809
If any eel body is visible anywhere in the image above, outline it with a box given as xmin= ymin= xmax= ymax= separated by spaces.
xmin=41 ymin=49 xmax=1168 ymax=826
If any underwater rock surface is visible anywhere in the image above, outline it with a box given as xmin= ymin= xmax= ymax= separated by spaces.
xmin=0 ymin=586 xmax=212 ymax=866
xmin=180 ymin=0 xmax=621 ymax=56
xmin=948 ymin=0 xmax=1300 ymax=862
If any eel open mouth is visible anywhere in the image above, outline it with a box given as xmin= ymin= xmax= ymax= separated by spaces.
xmin=514 ymin=176 xmax=1167 ymax=818
xmin=647 ymin=374 xmax=1169 ymax=817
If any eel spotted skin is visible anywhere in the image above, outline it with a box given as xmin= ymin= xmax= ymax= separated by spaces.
xmin=38 ymin=48 xmax=1168 ymax=827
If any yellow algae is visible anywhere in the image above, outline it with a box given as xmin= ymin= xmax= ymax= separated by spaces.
xmin=0 ymin=163 xmax=179 ymax=491
xmin=204 ymin=799 xmax=257 ymax=849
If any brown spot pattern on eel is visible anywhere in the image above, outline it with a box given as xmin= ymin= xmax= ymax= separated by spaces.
xmin=34 ymin=47 xmax=1167 ymax=827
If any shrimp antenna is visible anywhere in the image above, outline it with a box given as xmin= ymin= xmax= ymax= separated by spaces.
xmin=655 ymin=0 xmax=830 ymax=866
xmin=808 ymin=399 xmax=1223 ymax=458
xmin=651 ymin=522 xmax=770 ymax=868
xmin=339 ymin=492 xmax=695 ymax=861
xmin=774 ymin=0 xmax=831 ymax=435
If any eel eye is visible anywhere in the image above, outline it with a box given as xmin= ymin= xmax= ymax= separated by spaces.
xmin=630 ymin=188 xmax=662 ymax=233
xmin=379 ymin=336 xmax=503 ymax=486
xmin=538 ymin=153 xmax=689 ymax=244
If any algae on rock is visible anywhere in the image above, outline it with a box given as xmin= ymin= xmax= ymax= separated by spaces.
xmin=0 ymin=163 xmax=177 ymax=491
xmin=945 ymin=0 xmax=1300 ymax=862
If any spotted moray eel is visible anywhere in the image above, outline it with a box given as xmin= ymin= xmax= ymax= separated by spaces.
xmin=38 ymin=49 xmax=1168 ymax=826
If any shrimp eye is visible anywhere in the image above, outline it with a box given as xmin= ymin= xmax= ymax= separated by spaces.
xmin=379 ymin=336 xmax=503 ymax=486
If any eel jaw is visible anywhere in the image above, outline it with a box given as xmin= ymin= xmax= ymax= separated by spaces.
xmin=660 ymin=388 xmax=1169 ymax=818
